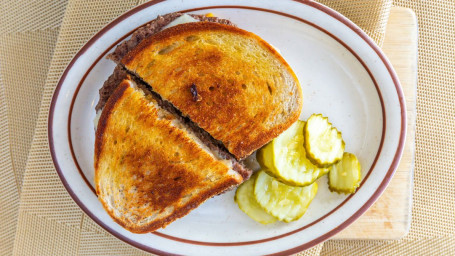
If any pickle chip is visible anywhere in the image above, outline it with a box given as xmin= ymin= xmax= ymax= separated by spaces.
xmin=254 ymin=170 xmax=318 ymax=222
xmin=257 ymin=121 xmax=328 ymax=186
xmin=328 ymin=152 xmax=361 ymax=194
xmin=235 ymin=173 xmax=277 ymax=224
xmin=304 ymin=114 xmax=345 ymax=167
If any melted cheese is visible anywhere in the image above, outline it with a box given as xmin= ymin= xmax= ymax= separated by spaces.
xmin=163 ymin=14 xmax=198 ymax=30
xmin=94 ymin=110 xmax=102 ymax=131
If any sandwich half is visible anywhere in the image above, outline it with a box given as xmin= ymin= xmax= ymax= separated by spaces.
xmin=95 ymin=78 xmax=248 ymax=233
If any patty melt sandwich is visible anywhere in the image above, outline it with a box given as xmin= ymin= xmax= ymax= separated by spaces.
xmin=94 ymin=13 xmax=302 ymax=233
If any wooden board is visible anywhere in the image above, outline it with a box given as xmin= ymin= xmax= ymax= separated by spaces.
xmin=333 ymin=7 xmax=417 ymax=240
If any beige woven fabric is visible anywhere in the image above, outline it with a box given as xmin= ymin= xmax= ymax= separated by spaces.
xmin=318 ymin=0 xmax=392 ymax=46
xmin=0 ymin=65 xmax=19 ymax=255
xmin=2 ymin=0 xmax=451 ymax=255
xmin=0 ymin=0 xmax=67 ymax=34
xmin=0 ymin=0 xmax=67 ymax=253
xmin=1 ymin=29 xmax=61 ymax=191
xmin=320 ymin=0 xmax=455 ymax=254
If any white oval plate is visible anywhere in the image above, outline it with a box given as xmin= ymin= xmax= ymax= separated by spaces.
xmin=49 ymin=0 xmax=406 ymax=255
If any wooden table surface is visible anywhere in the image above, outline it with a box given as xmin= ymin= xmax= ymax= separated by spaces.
xmin=333 ymin=7 xmax=417 ymax=240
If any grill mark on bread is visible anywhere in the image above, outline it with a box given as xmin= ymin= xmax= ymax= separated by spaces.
xmin=121 ymin=140 xmax=201 ymax=210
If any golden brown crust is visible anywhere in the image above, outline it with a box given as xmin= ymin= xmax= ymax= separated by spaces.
xmin=122 ymin=22 xmax=303 ymax=159
xmin=94 ymin=79 xmax=130 ymax=171
xmin=94 ymin=79 xmax=242 ymax=233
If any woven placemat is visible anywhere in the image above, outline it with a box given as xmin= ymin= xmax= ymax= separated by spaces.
xmin=0 ymin=0 xmax=68 ymax=254
xmin=1 ymin=0 xmax=453 ymax=255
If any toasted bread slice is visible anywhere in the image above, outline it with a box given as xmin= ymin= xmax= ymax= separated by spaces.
xmin=121 ymin=22 xmax=302 ymax=159
xmin=95 ymin=79 xmax=243 ymax=233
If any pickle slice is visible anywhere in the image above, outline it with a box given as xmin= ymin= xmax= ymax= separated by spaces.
xmin=257 ymin=121 xmax=329 ymax=186
xmin=328 ymin=152 xmax=361 ymax=194
xmin=304 ymin=114 xmax=345 ymax=167
xmin=254 ymin=170 xmax=318 ymax=222
xmin=234 ymin=173 xmax=277 ymax=224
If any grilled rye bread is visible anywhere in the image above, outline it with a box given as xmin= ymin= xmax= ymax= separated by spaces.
xmin=95 ymin=78 xmax=245 ymax=233
xmin=121 ymin=21 xmax=302 ymax=159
